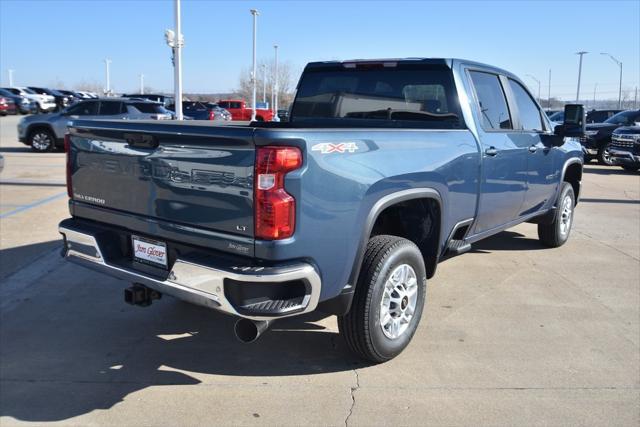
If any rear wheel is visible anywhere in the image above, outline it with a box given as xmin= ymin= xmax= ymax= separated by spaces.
xmin=597 ymin=146 xmax=614 ymax=166
xmin=338 ymin=235 xmax=426 ymax=363
xmin=29 ymin=128 xmax=55 ymax=152
xmin=538 ymin=182 xmax=575 ymax=248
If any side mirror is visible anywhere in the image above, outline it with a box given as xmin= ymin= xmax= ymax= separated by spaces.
xmin=555 ymin=104 xmax=586 ymax=138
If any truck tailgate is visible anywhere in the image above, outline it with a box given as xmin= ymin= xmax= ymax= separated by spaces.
xmin=67 ymin=121 xmax=255 ymax=245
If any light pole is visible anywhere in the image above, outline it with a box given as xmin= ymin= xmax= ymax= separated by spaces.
xmin=104 ymin=58 xmax=112 ymax=95
xmin=250 ymin=9 xmax=259 ymax=122
xmin=140 ymin=73 xmax=144 ymax=94
xmin=547 ymin=69 xmax=551 ymax=110
xmin=575 ymin=51 xmax=588 ymax=103
xmin=262 ymin=64 xmax=267 ymax=104
xmin=8 ymin=69 xmax=14 ymax=87
xmin=526 ymin=74 xmax=541 ymax=105
xmin=273 ymin=44 xmax=279 ymax=121
xmin=173 ymin=0 xmax=183 ymax=119
xmin=600 ymin=52 xmax=622 ymax=109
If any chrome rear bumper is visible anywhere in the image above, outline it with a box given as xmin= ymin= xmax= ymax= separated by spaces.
xmin=59 ymin=223 xmax=321 ymax=321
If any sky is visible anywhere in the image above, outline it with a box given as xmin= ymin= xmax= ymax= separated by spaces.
xmin=1 ymin=0 xmax=639 ymax=100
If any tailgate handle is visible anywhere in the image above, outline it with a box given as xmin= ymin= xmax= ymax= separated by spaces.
xmin=124 ymin=133 xmax=158 ymax=149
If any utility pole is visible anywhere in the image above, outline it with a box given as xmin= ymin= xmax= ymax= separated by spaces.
xmin=262 ymin=64 xmax=267 ymax=104
xmin=140 ymin=74 xmax=144 ymax=94
xmin=600 ymin=53 xmax=623 ymax=110
xmin=526 ymin=74 xmax=541 ymax=105
xmin=104 ymin=58 xmax=112 ymax=95
xmin=250 ymin=9 xmax=259 ymax=122
xmin=547 ymin=69 xmax=551 ymax=110
xmin=575 ymin=51 xmax=588 ymax=104
xmin=8 ymin=69 xmax=14 ymax=87
xmin=593 ymin=83 xmax=597 ymax=108
xmin=173 ymin=0 xmax=183 ymax=119
xmin=273 ymin=44 xmax=279 ymax=121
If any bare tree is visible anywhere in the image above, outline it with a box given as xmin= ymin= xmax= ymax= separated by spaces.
xmin=237 ymin=59 xmax=299 ymax=109
xmin=74 ymin=81 xmax=103 ymax=93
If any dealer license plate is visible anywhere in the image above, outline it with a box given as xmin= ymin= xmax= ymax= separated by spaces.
xmin=132 ymin=235 xmax=168 ymax=268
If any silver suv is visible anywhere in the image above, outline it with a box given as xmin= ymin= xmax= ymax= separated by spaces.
xmin=18 ymin=98 xmax=174 ymax=152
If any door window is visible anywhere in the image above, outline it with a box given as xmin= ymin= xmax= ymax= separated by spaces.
xmin=508 ymin=79 xmax=544 ymax=131
xmin=98 ymin=101 xmax=123 ymax=115
xmin=67 ymin=101 xmax=99 ymax=115
xmin=469 ymin=71 xmax=512 ymax=130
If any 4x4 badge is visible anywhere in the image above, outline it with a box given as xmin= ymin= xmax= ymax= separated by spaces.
xmin=311 ymin=142 xmax=359 ymax=154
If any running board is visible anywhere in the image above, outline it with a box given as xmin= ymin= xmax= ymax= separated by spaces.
xmin=447 ymin=239 xmax=472 ymax=255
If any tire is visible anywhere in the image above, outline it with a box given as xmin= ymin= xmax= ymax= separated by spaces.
xmin=29 ymin=128 xmax=55 ymax=152
xmin=338 ymin=235 xmax=427 ymax=363
xmin=597 ymin=145 xmax=614 ymax=166
xmin=538 ymin=182 xmax=575 ymax=248
xmin=622 ymin=165 xmax=640 ymax=172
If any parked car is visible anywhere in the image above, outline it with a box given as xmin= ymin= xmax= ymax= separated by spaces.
xmin=217 ymin=99 xmax=274 ymax=121
xmin=0 ymin=154 xmax=4 ymax=173
xmin=609 ymin=126 xmax=640 ymax=172
xmin=2 ymin=87 xmax=56 ymax=112
xmin=0 ymin=88 xmax=36 ymax=114
xmin=277 ymin=109 xmax=290 ymax=122
xmin=76 ymin=91 xmax=99 ymax=99
xmin=18 ymin=98 xmax=173 ymax=152
xmin=122 ymin=93 xmax=175 ymax=108
xmin=581 ymin=110 xmax=640 ymax=165
xmin=545 ymin=110 xmax=561 ymax=117
xmin=167 ymin=101 xmax=231 ymax=121
xmin=27 ymin=87 xmax=73 ymax=111
xmin=585 ymin=109 xmax=621 ymax=123
xmin=57 ymin=90 xmax=83 ymax=104
xmin=58 ymin=58 xmax=584 ymax=363
xmin=0 ymin=96 xmax=17 ymax=115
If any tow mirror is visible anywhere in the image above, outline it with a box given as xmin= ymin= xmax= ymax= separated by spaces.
xmin=555 ymin=104 xmax=586 ymax=138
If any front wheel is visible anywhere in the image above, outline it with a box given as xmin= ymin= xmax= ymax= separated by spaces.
xmin=538 ymin=182 xmax=575 ymax=248
xmin=29 ymin=129 xmax=55 ymax=152
xmin=597 ymin=146 xmax=614 ymax=166
xmin=338 ymin=235 xmax=427 ymax=363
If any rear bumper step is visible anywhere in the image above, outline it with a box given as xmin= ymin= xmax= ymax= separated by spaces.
xmin=59 ymin=220 xmax=321 ymax=320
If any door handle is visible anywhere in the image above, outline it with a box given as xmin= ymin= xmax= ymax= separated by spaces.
xmin=485 ymin=147 xmax=498 ymax=156
xmin=528 ymin=145 xmax=538 ymax=153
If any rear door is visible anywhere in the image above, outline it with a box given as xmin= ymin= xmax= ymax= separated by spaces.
xmin=467 ymin=70 xmax=528 ymax=235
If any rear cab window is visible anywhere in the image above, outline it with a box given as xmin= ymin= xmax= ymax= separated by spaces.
xmin=291 ymin=62 xmax=464 ymax=129
xmin=468 ymin=71 xmax=513 ymax=131
xmin=128 ymin=102 xmax=169 ymax=114
xmin=98 ymin=101 xmax=123 ymax=115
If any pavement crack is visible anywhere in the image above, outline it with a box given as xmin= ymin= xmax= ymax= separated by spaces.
xmin=345 ymin=367 xmax=360 ymax=427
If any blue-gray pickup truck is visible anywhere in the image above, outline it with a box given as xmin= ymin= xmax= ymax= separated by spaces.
xmin=59 ymin=58 xmax=585 ymax=362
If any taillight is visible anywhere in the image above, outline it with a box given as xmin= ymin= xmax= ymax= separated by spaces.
xmin=64 ymin=134 xmax=72 ymax=198
xmin=254 ymin=146 xmax=302 ymax=240
xmin=208 ymin=110 xmax=215 ymax=120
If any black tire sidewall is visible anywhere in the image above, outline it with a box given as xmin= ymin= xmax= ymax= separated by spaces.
xmin=367 ymin=243 xmax=426 ymax=360
xmin=554 ymin=183 xmax=575 ymax=244
xmin=598 ymin=146 xmax=613 ymax=166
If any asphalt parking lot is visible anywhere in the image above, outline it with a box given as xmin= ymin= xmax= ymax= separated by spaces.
xmin=0 ymin=114 xmax=638 ymax=426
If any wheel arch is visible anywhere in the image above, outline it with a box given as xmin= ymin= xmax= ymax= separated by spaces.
xmin=348 ymin=188 xmax=443 ymax=287
xmin=561 ymin=158 xmax=583 ymax=204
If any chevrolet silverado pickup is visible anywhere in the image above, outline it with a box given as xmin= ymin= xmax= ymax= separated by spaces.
xmin=59 ymin=58 xmax=584 ymax=362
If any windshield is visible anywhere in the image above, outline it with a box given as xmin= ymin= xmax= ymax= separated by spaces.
xmin=21 ymin=88 xmax=36 ymax=94
xmin=291 ymin=64 xmax=463 ymax=128
xmin=549 ymin=111 xmax=564 ymax=122
xmin=605 ymin=110 xmax=640 ymax=126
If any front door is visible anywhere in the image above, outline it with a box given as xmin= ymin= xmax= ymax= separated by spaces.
xmin=467 ymin=70 xmax=528 ymax=235
xmin=505 ymin=79 xmax=558 ymax=215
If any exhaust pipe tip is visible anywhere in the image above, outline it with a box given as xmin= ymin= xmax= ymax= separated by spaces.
xmin=234 ymin=318 xmax=271 ymax=343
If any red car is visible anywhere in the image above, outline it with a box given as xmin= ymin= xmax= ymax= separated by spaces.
xmin=0 ymin=96 xmax=17 ymax=116
xmin=217 ymin=99 xmax=273 ymax=122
